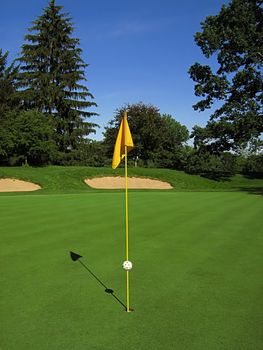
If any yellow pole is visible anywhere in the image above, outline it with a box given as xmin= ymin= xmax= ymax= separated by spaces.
xmin=125 ymin=143 xmax=130 ymax=312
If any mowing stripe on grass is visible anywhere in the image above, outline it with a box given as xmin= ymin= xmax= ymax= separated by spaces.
xmin=0 ymin=192 xmax=262 ymax=350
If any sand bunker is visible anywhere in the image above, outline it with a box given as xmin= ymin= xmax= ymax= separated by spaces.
xmin=85 ymin=177 xmax=173 ymax=189
xmin=0 ymin=179 xmax=41 ymax=192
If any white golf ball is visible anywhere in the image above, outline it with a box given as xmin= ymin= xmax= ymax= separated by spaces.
xmin=122 ymin=260 xmax=133 ymax=271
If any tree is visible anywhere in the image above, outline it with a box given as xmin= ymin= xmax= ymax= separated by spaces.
xmin=242 ymin=154 xmax=263 ymax=176
xmin=104 ymin=103 xmax=161 ymax=163
xmin=185 ymin=150 xmax=238 ymax=179
xmin=0 ymin=110 xmax=57 ymax=166
xmin=17 ymin=0 xmax=97 ymax=152
xmin=155 ymin=114 xmax=189 ymax=168
xmin=103 ymin=103 xmax=189 ymax=168
xmin=0 ymin=50 xmax=19 ymax=117
xmin=189 ymin=0 xmax=263 ymax=151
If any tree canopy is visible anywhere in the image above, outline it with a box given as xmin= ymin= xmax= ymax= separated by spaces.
xmin=17 ymin=0 xmax=97 ymax=152
xmin=0 ymin=0 xmax=262 ymax=174
xmin=103 ymin=103 xmax=189 ymax=168
xmin=0 ymin=50 xmax=19 ymax=117
xmin=189 ymin=0 xmax=263 ymax=152
xmin=0 ymin=110 xmax=56 ymax=165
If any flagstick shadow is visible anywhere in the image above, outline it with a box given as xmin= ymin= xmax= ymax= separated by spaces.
xmin=70 ymin=251 xmax=130 ymax=311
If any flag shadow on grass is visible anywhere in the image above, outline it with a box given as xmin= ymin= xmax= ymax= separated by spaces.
xmin=69 ymin=251 xmax=131 ymax=311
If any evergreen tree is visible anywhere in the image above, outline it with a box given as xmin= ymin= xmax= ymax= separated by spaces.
xmin=0 ymin=50 xmax=19 ymax=117
xmin=17 ymin=0 xmax=97 ymax=152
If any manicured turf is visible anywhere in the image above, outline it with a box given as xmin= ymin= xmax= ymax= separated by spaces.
xmin=0 ymin=165 xmax=262 ymax=193
xmin=0 ymin=191 xmax=262 ymax=349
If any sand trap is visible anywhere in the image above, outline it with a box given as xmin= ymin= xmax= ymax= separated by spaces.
xmin=0 ymin=178 xmax=41 ymax=192
xmin=85 ymin=176 xmax=173 ymax=189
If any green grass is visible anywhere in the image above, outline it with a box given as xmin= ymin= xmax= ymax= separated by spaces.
xmin=0 ymin=165 xmax=262 ymax=194
xmin=0 ymin=190 xmax=262 ymax=349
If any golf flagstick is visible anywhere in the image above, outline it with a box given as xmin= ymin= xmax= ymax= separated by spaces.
xmin=112 ymin=111 xmax=134 ymax=312
xmin=125 ymin=144 xmax=130 ymax=312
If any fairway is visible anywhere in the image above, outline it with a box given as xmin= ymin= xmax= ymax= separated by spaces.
xmin=0 ymin=191 xmax=262 ymax=349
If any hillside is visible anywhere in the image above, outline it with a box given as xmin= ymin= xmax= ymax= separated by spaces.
xmin=0 ymin=166 xmax=262 ymax=195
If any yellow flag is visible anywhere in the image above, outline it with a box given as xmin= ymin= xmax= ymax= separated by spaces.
xmin=112 ymin=111 xmax=134 ymax=169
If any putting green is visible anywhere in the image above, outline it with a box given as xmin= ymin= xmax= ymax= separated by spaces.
xmin=0 ymin=191 xmax=262 ymax=349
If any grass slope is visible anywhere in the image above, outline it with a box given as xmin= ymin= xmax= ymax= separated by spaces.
xmin=0 ymin=166 xmax=262 ymax=194
xmin=0 ymin=191 xmax=262 ymax=349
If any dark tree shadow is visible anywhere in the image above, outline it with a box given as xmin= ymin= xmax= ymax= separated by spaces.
xmin=200 ymin=171 xmax=233 ymax=181
xmin=239 ymin=187 xmax=263 ymax=196
xmin=242 ymin=172 xmax=263 ymax=180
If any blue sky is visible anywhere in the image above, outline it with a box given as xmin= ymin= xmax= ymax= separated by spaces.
xmin=0 ymin=0 xmax=228 ymax=140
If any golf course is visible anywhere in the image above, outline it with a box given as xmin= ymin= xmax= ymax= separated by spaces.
xmin=0 ymin=166 xmax=262 ymax=349
xmin=1 ymin=0 xmax=262 ymax=348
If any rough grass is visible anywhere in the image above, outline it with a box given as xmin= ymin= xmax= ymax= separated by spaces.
xmin=0 ymin=191 xmax=262 ymax=349
xmin=0 ymin=166 xmax=262 ymax=194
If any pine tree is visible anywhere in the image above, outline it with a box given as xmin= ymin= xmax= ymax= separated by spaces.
xmin=0 ymin=49 xmax=19 ymax=117
xmin=18 ymin=0 xmax=97 ymax=152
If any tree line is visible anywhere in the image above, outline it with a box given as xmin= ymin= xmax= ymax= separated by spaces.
xmin=0 ymin=0 xmax=97 ymax=166
xmin=0 ymin=0 xmax=262 ymax=177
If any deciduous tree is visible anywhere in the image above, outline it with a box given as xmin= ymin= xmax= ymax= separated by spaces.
xmin=189 ymin=0 xmax=263 ymax=151
xmin=0 ymin=110 xmax=56 ymax=165
xmin=103 ymin=103 xmax=189 ymax=168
